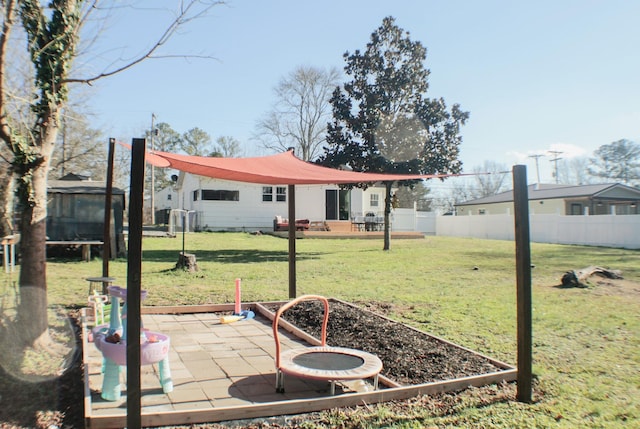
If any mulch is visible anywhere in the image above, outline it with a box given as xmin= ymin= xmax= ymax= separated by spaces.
xmin=277 ymin=300 xmax=506 ymax=385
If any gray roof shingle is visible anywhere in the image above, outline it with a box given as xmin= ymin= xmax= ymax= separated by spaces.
xmin=456 ymin=183 xmax=640 ymax=206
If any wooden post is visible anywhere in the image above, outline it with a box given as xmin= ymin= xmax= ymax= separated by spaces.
xmin=513 ymin=165 xmax=533 ymax=403
xmin=288 ymin=184 xmax=296 ymax=299
xmin=102 ymin=138 xmax=115 ymax=293
xmin=127 ymin=138 xmax=145 ymax=428
xmin=81 ymin=244 xmax=91 ymax=262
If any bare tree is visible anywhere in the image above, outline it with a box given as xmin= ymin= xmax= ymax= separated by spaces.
xmin=254 ymin=65 xmax=340 ymax=161
xmin=213 ymin=135 xmax=243 ymax=157
xmin=557 ymin=156 xmax=593 ymax=185
xmin=50 ymin=107 xmax=104 ymax=179
xmin=0 ymin=0 xmax=224 ymax=346
xmin=588 ymin=139 xmax=640 ymax=186
xmin=431 ymin=178 xmax=477 ymax=214
xmin=473 ymin=161 xmax=509 ymax=197
xmin=394 ymin=180 xmax=432 ymax=211
xmin=431 ymin=161 xmax=508 ymax=214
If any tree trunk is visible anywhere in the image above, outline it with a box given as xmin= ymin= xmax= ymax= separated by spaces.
xmin=561 ymin=266 xmax=623 ymax=288
xmin=383 ymin=181 xmax=393 ymax=251
xmin=175 ymin=252 xmax=198 ymax=272
xmin=0 ymin=163 xmax=14 ymax=237
xmin=17 ymin=162 xmax=50 ymax=345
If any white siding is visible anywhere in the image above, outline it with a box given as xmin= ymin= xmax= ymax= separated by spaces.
xmin=163 ymin=174 xmax=401 ymax=231
xmin=155 ymin=187 xmax=178 ymax=210
xmin=457 ymin=198 xmax=565 ymax=216
xmin=172 ymin=176 xmax=351 ymax=231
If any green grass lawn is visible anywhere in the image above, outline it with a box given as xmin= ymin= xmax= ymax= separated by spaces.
xmin=3 ymin=233 xmax=639 ymax=428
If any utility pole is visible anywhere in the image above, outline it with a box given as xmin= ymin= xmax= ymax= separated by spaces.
xmin=61 ymin=110 xmax=66 ymax=177
xmin=528 ymin=154 xmax=544 ymax=185
xmin=548 ymin=151 xmax=563 ymax=184
xmin=150 ymin=113 xmax=156 ymax=225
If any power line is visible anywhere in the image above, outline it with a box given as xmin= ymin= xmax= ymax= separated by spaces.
xmin=528 ymin=154 xmax=544 ymax=184
xmin=548 ymin=150 xmax=563 ymax=184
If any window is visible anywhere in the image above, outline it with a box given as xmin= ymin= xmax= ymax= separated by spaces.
xmin=570 ymin=203 xmax=582 ymax=215
xmin=478 ymin=209 xmax=486 ymax=215
xmin=263 ymin=186 xmax=286 ymax=202
xmin=167 ymin=194 xmax=172 ymax=201
xmin=370 ymin=194 xmax=379 ymax=207
xmin=262 ymin=186 xmax=273 ymax=202
xmin=201 ymin=189 xmax=239 ymax=201
xmin=193 ymin=190 xmax=198 ymax=201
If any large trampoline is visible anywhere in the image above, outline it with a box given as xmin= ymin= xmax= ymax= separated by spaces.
xmin=273 ymin=295 xmax=383 ymax=395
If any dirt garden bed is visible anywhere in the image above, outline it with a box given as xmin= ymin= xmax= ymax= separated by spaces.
xmin=271 ymin=299 xmax=507 ymax=386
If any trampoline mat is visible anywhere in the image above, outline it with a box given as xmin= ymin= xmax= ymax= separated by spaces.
xmin=293 ymin=351 xmax=365 ymax=371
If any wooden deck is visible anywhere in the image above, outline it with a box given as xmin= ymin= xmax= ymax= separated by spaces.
xmin=46 ymin=240 xmax=103 ymax=261
xmin=302 ymin=230 xmax=425 ymax=239
xmin=267 ymin=220 xmax=425 ymax=239
xmin=267 ymin=230 xmax=425 ymax=239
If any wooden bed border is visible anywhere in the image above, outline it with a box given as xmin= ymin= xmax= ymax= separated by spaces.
xmin=83 ymin=300 xmax=517 ymax=429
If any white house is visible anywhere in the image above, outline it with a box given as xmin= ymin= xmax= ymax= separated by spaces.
xmin=155 ymin=172 xmax=393 ymax=231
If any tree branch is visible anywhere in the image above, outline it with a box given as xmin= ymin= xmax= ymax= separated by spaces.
xmin=0 ymin=0 xmax=17 ymax=147
xmin=64 ymin=0 xmax=225 ymax=86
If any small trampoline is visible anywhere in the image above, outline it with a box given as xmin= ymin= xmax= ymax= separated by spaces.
xmin=273 ymin=295 xmax=383 ymax=395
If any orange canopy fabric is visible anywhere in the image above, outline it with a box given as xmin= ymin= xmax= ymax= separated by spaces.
xmin=142 ymin=148 xmax=452 ymax=185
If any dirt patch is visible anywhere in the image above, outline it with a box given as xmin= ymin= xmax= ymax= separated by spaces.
xmin=0 ymin=312 xmax=84 ymax=429
xmin=590 ymin=278 xmax=640 ymax=299
xmin=274 ymin=300 xmax=507 ymax=386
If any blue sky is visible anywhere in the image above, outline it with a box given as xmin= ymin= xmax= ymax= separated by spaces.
xmin=83 ymin=0 xmax=640 ymax=183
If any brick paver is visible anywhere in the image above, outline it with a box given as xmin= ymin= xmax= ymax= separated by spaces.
xmin=86 ymin=311 xmax=363 ymax=415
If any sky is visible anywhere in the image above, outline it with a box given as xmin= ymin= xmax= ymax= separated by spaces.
xmin=81 ymin=0 xmax=640 ymax=185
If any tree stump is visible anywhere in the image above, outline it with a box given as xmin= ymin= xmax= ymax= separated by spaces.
xmin=175 ymin=252 xmax=198 ymax=272
xmin=561 ymin=266 xmax=622 ymax=287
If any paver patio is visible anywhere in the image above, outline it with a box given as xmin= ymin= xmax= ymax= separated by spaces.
xmin=83 ymin=301 xmax=516 ymax=428
xmin=85 ymin=309 xmax=373 ymax=427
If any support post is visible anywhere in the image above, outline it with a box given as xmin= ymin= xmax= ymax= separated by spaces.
xmin=127 ymin=138 xmax=145 ymax=428
xmin=150 ymin=114 xmax=156 ymax=225
xmin=102 ymin=138 xmax=115 ymax=290
xmin=288 ymin=184 xmax=296 ymax=299
xmin=513 ymin=165 xmax=533 ymax=403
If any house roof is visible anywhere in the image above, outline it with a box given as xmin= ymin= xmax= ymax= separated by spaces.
xmin=142 ymin=147 xmax=464 ymax=185
xmin=48 ymin=179 xmax=125 ymax=195
xmin=456 ymin=183 xmax=640 ymax=206
xmin=59 ymin=172 xmax=91 ymax=181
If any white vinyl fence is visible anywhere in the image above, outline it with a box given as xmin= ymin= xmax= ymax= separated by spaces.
xmin=436 ymin=213 xmax=640 ymax=249
xmin=392 ymin=208 xmax=437 ymax=235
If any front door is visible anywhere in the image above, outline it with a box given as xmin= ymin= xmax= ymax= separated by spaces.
xmin=325 ymin=189 xmax=350 ymax=220
xmin=326 ymin=190 xmax=338 ymax=220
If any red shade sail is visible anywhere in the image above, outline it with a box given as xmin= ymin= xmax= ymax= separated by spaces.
xmin=140 ymin=147 xmax=453 ymax=185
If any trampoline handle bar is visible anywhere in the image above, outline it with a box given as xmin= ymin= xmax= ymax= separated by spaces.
xmin=273 ymin=295 xmax=329 ymax=369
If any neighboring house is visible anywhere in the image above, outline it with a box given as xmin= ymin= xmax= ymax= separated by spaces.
xmin=156 ymin=172 xmax=393 ymax=231
xmin=455 ymin=183 xmax=640 ymax=216
xmin=154 ymin=186 xmax=178 ymax=224
xmin=47 ymin=173 xmax=126 ymax=254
